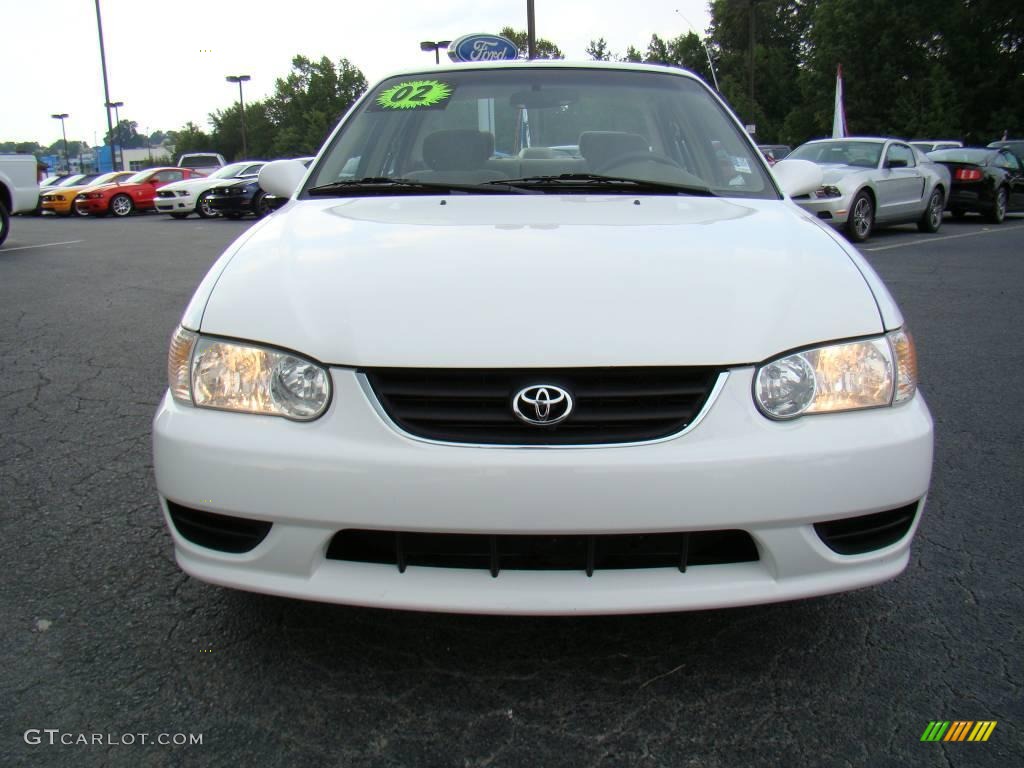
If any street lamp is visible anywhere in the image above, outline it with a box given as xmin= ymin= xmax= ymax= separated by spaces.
xmin=105 ymin=101 xmax=124 ymax=170
xmin=51 ymin=113 xmax=70 ymax=173
xmin=225 ymin=75 xmax=251 ymax=159
xmin=419 ymin=40 xmax=451 ymax=64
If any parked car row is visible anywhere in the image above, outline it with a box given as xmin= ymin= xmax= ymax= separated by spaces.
xmin=29 ymin=157 xmax=313 ymax=221
xmin=778 ymin=136 xmax=1023 ymax=241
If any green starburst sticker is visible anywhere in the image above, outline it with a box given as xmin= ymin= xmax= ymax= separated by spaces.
xmin=376 ymin=80 xmax=453 ymax=110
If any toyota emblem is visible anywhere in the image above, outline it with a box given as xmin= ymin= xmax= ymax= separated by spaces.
xmin=512 ymin=385 xmax=574 ymax=426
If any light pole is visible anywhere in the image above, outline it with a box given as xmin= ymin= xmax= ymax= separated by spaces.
xmin=225 ymin=75 xmax=250 ymax=159
xmin=106 ymin=101 xmax=124 ymax=170
xmin=51 ymin=113 xmax=70 ymax=173
xmin=419 ymin=40 xmax=451 ymax=64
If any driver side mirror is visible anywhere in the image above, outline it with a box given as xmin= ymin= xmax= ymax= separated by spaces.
xmin=259 ymin=159 xmax=308 ymax=199
xmin=772 ymin=159 xmax=824 ymax=198
xmin=886 ymin=158 xmax=908 ymax=169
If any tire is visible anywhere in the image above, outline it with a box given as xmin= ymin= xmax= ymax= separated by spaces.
xmin=252 ymin=191 xmax=271 ymax=218
xmin=169 ymin=212 xmax=190 ymax=219
xmin=195 ymin=192 xmax=218 ymax=219
xmin=917 ymin=188 xmax=944 ymax=233
xmin=950 ymin=208 xmax=966 ymax=219
xmin=845 ymin=190 xmax=874 ymax=242
xmin=987 ymin=187 xmax=1007 ymax=224
xmin=0 ymin=200 xmax=10 ymax=248
xmin=72 ymin=201 xmax=89 ymax=217
xmin=110 ymin=193 xmax=134 ymax=217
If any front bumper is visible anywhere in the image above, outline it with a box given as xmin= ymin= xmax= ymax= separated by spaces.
xmin=792 ymin=195 xmax=851 ymax=226
xmin=155 ymin=192 xmax=196 ymax=214
xmin=74 ymin=197 xmax=109 ymax=215
xmin=41 ymin=196 xmax=74 ymax=215
xmin=152 ymin=367 xmax=934 ymax=614
xmin=207 ymin=194 xmax=254 ymax=215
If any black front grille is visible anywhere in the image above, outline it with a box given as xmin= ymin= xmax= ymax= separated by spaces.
xmin=814 ymin=502 xmax=919 ymax=555
xmin=364 ymin=367 xmax=722 ymax=445
xmin=326 ymin=529 xmax=758 ymax=576
xmin=167 ymin=501 xmax=272 ymax=553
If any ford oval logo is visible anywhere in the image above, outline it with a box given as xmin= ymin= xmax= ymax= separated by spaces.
xmin=448 ymin=33 xmax=520 ymax=63
xmin=512 ymin=385 xmax=574 ymax=426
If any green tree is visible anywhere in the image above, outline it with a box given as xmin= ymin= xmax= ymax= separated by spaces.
xmin=498 ymin=27 xmax=564 ymax=59
xmin=209 ymin=100 xmax=276 ymax=160
xmin=266 ymin=55 xmax=367 ymax=156
xmin=171 ymin=121 xmax=212 ymax=157
xmin=585 ymin=38 xmax=612 ymax=61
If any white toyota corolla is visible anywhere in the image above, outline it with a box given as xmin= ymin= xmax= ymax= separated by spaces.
xmin=153 ymin=61 xmax=933 ymax=615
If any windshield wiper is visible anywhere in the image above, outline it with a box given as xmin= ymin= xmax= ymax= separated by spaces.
xmin=483 ymin=174 xmax=715 ymax=196
xmin=306 ymin=177 xmax=538 ymax=196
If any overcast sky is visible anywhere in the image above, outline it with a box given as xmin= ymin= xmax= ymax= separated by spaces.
xmin=4 ymin=0 xmax=712 ymax=148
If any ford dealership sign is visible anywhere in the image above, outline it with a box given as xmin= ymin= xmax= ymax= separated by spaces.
xmin=447 ymin=33 xmax=520 ymax=62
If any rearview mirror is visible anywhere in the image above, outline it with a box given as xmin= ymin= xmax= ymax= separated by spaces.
xmin=259 ymin=159 xmax=308 ymax=199
xmin=771 ymin=158 xmax=824 ymax=198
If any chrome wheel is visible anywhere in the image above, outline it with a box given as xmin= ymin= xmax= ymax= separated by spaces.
xmin=846 ymin=192 xmax=874 ymax=242
xmin=990 ymin=188 xmax=1007 ymax=224
xmin=110 ymin=194 xmax=133 ymax=217
xmin=196 ymin=193 xmax=218 ymax=219
xmin=918 ymin=189 xmax=944 ymax=233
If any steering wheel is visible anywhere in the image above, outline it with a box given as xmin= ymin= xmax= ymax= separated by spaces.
xmin=597 ymin=151 xmax=684 ymax=173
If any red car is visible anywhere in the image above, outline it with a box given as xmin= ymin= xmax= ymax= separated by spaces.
xmin=74 ymin=167 xmax=200 ymax=217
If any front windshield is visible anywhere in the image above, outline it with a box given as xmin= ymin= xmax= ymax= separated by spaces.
xmin=305 ymin=67 xmax=776 ymax=199
xmin=124 ymin=170 xmax=153 ymax=184
xmin=928 ymin=149 xmax=992 ymax=165
xmin=211 ymin=162 xmax=252 ymax=179
xmin=789 ymin=141 xmax=883 ymax=168
xmin=56 ymin=175 xmax=87 ymax=187
xmin=90 ymin=172 xmax=127 ymax=185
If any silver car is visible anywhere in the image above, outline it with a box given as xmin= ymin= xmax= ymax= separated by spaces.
xmin=783 ymin=137 xmax=950 ymax=242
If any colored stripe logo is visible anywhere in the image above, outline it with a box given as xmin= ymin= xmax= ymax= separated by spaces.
xmin=921 ymin=721 xmax=997 ymax=742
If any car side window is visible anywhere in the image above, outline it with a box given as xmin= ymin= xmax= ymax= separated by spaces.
xmin=995 ymin=151 xmax=1020 ymax=171
xmin=886 ymin=144 xmax=915 ymax=168
xmin=155 ymin=171 xmax=184 ymax=182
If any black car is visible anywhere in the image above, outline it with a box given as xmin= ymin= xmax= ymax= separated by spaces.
xmin=205 ymin=177 xmax=274 ymax=219
xmin=929 ymin=147 xmax=1024 ymax=223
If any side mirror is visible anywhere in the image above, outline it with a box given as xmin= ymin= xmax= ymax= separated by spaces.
xmin=886 ymin=158 xmax=908 ymax=169
xmin=772 ymin=158 xmax=824 ymax=198
xmin=259 ymin=159 xmax=308 ymax=199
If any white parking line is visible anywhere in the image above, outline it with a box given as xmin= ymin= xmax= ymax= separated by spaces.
xmin=861 ymin=223 xmax=1024 ymax=252
xmin=1 ymin=240 xmax=84 ymax=253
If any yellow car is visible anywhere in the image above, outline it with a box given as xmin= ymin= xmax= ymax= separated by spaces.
xmin=41 ymin=171 xmax=134 ymax=216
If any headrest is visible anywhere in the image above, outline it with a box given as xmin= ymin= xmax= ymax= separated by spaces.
xmin=422 ymin=130 xmax=495 ymax=171
xmin=579 ymin=132 xmax=650 ymax=169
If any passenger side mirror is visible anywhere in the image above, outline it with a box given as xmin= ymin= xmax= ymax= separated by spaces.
xmin=772 ymin=159 xmax=824 ymax=198
xmin=259 ymin=159 xmax=308 ymax=199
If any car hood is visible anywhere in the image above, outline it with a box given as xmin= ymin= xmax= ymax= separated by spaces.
xmin=818 ymin=165 xmax=874 ymax=184
xmin=198 ymin=195 xmax=885 ymax=367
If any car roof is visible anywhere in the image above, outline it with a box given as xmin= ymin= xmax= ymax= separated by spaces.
xmin=376 ymin=59 xmax=702 ymax=83
xmin=801 ymin=137 xmax=895 ymax=145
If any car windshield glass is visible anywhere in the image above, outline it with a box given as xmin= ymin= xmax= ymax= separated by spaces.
xmin=56 ymin=175 xmax=87 ymax=187
xmin=305 ymin=67 xmax=776 ymax=199
xmin=211 ymin=162 xmax=250 ymax=179
xmin=124 ymin=171 xmax=153 ymax=184
xmin=929 ymin=149 xmax=993 ymax=164
xmin=180 ymin=156 xmax=218 ymax=168
xmin=89 ymin=172 xmax=123 ymax=185
xmin=789 ymin=141 xmax=884 ymax=168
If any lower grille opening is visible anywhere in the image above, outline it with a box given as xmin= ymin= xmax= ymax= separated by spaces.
xmin=167 ymin=501 xmax=272 ymax=554
xmin=326 ymin=529 xmax=759 ymax=576
xmin=814 ymin=502 xmax=919 ymax=555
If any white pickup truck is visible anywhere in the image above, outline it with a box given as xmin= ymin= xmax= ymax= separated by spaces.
xmin=0 ymin=154 xmax=40 ymax=247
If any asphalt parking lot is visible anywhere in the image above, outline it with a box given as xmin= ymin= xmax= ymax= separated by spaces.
xmin=2 ymin=211 xmax=1022 ymax=767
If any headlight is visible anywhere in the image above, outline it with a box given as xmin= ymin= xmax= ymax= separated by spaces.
xmin=177 ymin=190 xmax=191 ymax=197
xmin=814 ymin=185 xmax=842 ymax=198
xmin=754 ymin=330 xmax=918 ymax=419
xmin=166 ymin=326 xmax=331 ymax=420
